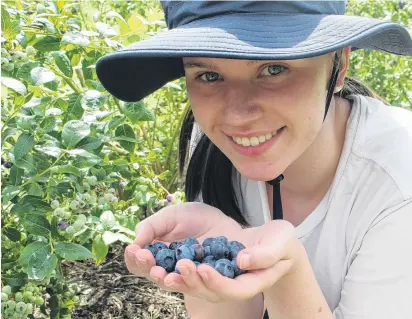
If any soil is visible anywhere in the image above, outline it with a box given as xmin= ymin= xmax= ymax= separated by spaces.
xmin=64 ymin=244 xmax=188 ymax=319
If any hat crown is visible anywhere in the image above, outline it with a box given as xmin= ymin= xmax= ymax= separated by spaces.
xmin=161 ymin=0 xmax=347 ymax=29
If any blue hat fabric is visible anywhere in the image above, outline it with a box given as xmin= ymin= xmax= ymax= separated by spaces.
xmin=96 ymin=0 xmax=412 ymax=102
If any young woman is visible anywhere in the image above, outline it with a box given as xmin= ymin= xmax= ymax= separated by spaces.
xmin=96 ymin=1 xmax=412 ymax=318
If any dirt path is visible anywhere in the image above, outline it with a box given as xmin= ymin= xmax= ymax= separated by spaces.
xmin=65 ymin=244 xmax=188 ymax=319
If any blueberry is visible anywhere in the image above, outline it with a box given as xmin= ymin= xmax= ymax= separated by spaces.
xmin=194 ymin=261 xmax=201 ymax=267
xmin=231 ymin=259 xmax=247 ymax=277
xmin=174 ymin=266 xmax=181 ymax=275
xmin=155 ymin=249 xmax=176 ymax=272
xmin=169 ymin=241 xmax=182 ymax=250
xmin=229 ymin=241 xmax=246 ymax=259
xmin=184 ymin=237 xmax=199 ymax=246
xmin=214 ymin=259 xmax=235 ymax=278
xmin=176 ymin=244 xmax=195 ymax=261
xmin=154 ymin=242 xmax=168 ymax=252
xmin=191 ymin=244 xmax=205 ymax=262
xmin=202 ymin=237 xmax=215 ymax=248
xmin=204 ymin=245 xmax=212 ymax=257
xmin=202 ymin=255 xmax=216 ymax=268
xmin=210 ymin=242 xmax=230 ymax=260
xmin=214 ymin=236 xmax=229 ymax=246
xmin=144 ymin=244 xmax=158 ymax=258
xmin=57 ymin=220 xmax=69 ymax=231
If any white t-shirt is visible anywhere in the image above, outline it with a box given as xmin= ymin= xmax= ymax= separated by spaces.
xmin=190 ymin=94 xmax=412 ymax=318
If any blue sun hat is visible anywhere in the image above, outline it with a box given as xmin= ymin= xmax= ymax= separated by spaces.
xmin=96 ymin=0 xmax=412 ymax=103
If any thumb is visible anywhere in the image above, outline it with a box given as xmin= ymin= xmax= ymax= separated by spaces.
xmin=236 ymin=220 xmax=299 ymax=270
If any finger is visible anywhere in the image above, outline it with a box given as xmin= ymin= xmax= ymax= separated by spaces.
xmin=164 ymin=260 xmax=220 ymax=302
xmin=134 ymin=202 xmax=227 ymax=247
xmin=197 ymin=259 xmax=293 ymax=301
xmin=196 ymin=264 xmax=256 ymax=301
xmin=124 ymin=244 xmax=156 ymax=277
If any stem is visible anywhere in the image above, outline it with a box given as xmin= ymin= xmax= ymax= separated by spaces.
xmin=20 ymin=153 xmax=65 ymax=188
xmin=48 ymin=65 xmax=83 ymax=94
xmin=75 ymin=68 xmax=87 ymax=88
xmin=49 ymin=233 xmax=54 ymax=254
xmin=164 ymin=101 xmax=190 ymax=166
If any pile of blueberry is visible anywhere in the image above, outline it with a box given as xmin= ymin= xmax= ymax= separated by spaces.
xmin=144 ymin=236 xmax=248 ymax=278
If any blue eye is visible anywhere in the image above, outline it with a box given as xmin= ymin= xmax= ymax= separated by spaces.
xmin=262 ymin=65 xmax=287 ymax=76
xmin=199 ymin=72 xmax=221 ymax=82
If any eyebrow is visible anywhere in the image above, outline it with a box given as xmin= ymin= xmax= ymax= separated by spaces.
xmin=183 ymin=60 xmax=265 ymax=70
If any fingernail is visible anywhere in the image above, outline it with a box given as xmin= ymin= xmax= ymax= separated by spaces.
xmin=135 ymin=254 xmax=147 ymax=264
xmin=151 ymin=275 xmax=159 ymax=282
xmin=240 ymin=253 xmax=251 ymax=269
xmin=165 ymin=281 xmax=178 ymax=288
xmin=178 ymin=265 xmax=189 ymax=278
xmin=198 ymin=271 xmax=209 ymax=281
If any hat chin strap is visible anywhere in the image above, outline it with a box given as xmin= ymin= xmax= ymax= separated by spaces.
xmin=266 ymin=53 xmax=341 ymax=222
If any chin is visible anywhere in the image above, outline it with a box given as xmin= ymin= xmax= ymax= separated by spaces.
xmin=232 ymin=161 xmax=283 ymax=182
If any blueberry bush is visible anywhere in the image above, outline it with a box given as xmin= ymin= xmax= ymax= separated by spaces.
xmin=1 ymin=0 xmax=410 ymax=318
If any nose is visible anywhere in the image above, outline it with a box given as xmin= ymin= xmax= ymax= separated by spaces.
xmin=222 ymin=81 xmax=263 ymax=125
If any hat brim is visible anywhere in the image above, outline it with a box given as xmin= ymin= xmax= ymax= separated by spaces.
xmin=96 ymin=13 xmax=412 ymax=102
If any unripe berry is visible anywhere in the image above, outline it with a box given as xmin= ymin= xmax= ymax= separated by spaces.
xmin=166 ymin=194 xmax=174 ymax=202
xmin=34 ymin=296 xmax=44 ymax=305
xmin=77 ymin=214 xmax=87 ymax=223
xmin=1 ymin=57 xmax=9 ymax=66
xmin=65 ymin=226 xmax=75 ymax=234
xmin=73 ymin=220 xmax=83 ymax=231
xmin=15 ymin=301 xmax=26 ymax=313
xmin=108 ymin=188 xmax=115 ymax=194
xmin=82 ymin=193 xmax=91 ymax=202
xmin=86 ymin=176 xmax=97 ymax=186
xmin=51 ymin=200 xmax=60 ymax=209
xmin=1 ymin=292 xmax=8 ymax=301
xmin=2 ymin=285 xmax=12 ymax=294
xmin=25 ymin=46 xmax=35 ymax=55
xmin=70 ymin=200 xmax=79 ymax=210
xmin=62 ymin=211 xmax=71 ymax=219
xmin=23 ymin=291 xmax=32 ymax=301
xmin=5 ymin=62 xmax=14 ymax=71
xmin=14 ymin=292 xmax=23 ymax=302
xmin=54 ymin=207 xmax=65 ymax=217
xmin=82 ymin=182 xmax=90 ymax=191
xmin=104 ymin=193 xmax=116 ymax=202
xmin=98 ymin=197 xmax=106 ymax=205
xmin=25 ymin=303 xmax=33 ymax=314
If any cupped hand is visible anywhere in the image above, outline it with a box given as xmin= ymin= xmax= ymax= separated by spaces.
xmin=124 ymin=202 xmax=305 ymax=303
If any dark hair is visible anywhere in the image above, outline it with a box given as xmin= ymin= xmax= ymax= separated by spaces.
xmin=178 ymin=51 xmax=388 ymax=228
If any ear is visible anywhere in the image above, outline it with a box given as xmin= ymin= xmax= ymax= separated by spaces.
xmin=334 ymin=47 xmax=351 ymax=93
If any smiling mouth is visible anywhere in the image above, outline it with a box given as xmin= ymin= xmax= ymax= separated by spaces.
xmin=230 ymin=127 xmax=286 ymax=147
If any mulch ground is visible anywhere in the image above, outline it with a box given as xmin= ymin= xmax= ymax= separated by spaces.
xmin=64 ymin=244 xmax=188 ymax=319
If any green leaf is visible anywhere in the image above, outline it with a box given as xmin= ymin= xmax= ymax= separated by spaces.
xmin=102 ymin=231 xmax=133 ymax=245
xmin=1 ymin=186 xmax=20 ymax=205
xmin=54 ymin=242 xmax=94 ymax=261
xmin=62 ymin=120 xmax=90 ymax=149
xmin=92 ymin=234 xmax=108 ymax=266
xmin=27 ymin=182 xmax=44 ymax=197
xmin=115 ymin=124 xmax=136 ymax=153
xmin=1 ymin=77 xmax=27 ymax=95
xmin=3 ymin=227 xmax=21 ymax=242
xmin=20 ymin=214 xmax=51 ymax=237
xmin=18 ymin=241 xmax=50 ymax=266
xmin=28 ymin=253 xmax=58 ymax=280
xmin=51 ymin=165 xmax=81 ymax=176
xmin=66 ymin=93 xmax=84 ymax=120
xmin=95 ymin=22 xmax=118 ymax=38
xmin=40 ymin=116 xmax=57 ymax=132
xmin=66 ymin=149 xmax=102 ymax=164
xmin=14 ymin=132 xmax=34 ymax=161
xmin=10 ymin=166 xmax=24 ymax=185
xmin=100 ymin=210 xmax=117 ymax=230
xmin=16 ymin=61 xmax=41 ymax=82
xmin=33 ymin=36 xmax=60 ymax=52
xmin=30 ymin=67 xmax=56 ymax=85
xmin=76 ymin=136 xmax=102 ymax=151
xmin=123 ymin=101 xmax=155 ymax=123
xmin=82 ymin=90 xmax=108 ymax=109
xmin=11 ymin=195 xmax=50 ymax=216
xmin=34 ymin=145 xmax=62 ymax=158
xmin=51 ymin=51 xmax=73 ymax=77
xmin=62 ymin=31 xmax=90 ymax=47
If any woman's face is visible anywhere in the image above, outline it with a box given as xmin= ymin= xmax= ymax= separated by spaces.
xmin=183 ymin=54 xmax=335 ymax=181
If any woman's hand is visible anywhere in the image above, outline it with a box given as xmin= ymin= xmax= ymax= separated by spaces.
xmin=124 ymin=202 xmax=306 ymax=304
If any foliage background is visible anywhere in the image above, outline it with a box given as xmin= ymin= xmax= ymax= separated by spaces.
xmin=1 ymin=0 xmax=411 ymax=318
